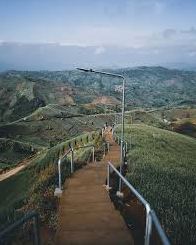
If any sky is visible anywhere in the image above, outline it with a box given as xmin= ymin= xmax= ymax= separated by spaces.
xmin=0 ymin=0 xmax=196 ymax=69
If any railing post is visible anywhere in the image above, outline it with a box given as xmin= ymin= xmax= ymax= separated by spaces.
xmin=107 ymin=161 xmax=169 ymax=245
xmin=144 ymin=206 xmax=152 ymax=245
xmin=118 ymin=139 xmax=123 ymax=193
xmin=71 ymin=148 xmax=74 ymax=174
xmin=33 ymin=215 xmax=40 ymax=245
xmin=103 ymin=143 xmax=106 ymax=157
xmin=107 ymin=164 xmax=110 ymax=188
xmin=107 ymin=142 xmax=110 ymax=152
xmin=92 ymin=146 xmax=95 ymax=162
xmin=58 ymin=158 xmax=62 ymax=190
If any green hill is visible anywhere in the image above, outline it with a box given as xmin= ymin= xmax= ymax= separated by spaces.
xmin=115 ymin=124 xmax=196 ymax=244
xmin=0 ymin=131 xmax=102 ymax=232
xmin=1 ymin=67 xmax=196 ymax=123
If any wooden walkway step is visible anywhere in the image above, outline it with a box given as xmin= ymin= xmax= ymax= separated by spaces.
xmin=55 ymin=132 xmax=134 ymax=245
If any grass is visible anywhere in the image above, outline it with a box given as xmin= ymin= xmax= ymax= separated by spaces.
xmin=0 ymin=130 xmax=102 ymax=232
xmin=0 ymin=109 xmax=115 ymax=148
xmin=115 ymin=124 xmax=196 ymax=245
xmin=0 ymin=138 xmax=42 ymax=170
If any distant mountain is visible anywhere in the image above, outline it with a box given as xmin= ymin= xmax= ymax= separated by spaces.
xmin=1 ymin=42 xmax=196 ymax=71
xmin=0 ymin=67 xmax=196 ymax=123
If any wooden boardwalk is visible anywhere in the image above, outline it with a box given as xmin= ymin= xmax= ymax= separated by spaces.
xmin=55 ymin=131 xmax=134 ymax=245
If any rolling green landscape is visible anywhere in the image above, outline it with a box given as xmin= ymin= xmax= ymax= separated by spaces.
xmin=0 ymin=67 xmax=195 ymax=244
xmin=1 ymin=0 xmax=196 ymax=244
xmin=0 ymin=67 xmax=196 ymax=123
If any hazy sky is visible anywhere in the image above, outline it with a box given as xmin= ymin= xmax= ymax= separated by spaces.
xmin=0 ymin=0 xmax=196 ymax=69
xmin=1 ymin=0 xmax=196 ymax=47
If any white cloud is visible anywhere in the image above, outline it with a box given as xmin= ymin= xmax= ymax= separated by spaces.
xmin=163 ymin=29 xmax=177 ymax=39
xmin=94 ymin=46 xmax=105 ymax=55
xmin=181 ymin=27 xmax=196 ymax=35
xmin=0 ymin=40 xmax=4 ymax=45
xmin=188 ymin=51 xmax=196 ymax=57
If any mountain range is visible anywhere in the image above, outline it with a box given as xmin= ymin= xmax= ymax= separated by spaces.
xmin=0 ymin=66 xmax=195 ymax=123
xmin=1 ymin=42 xmax=196 ymax=71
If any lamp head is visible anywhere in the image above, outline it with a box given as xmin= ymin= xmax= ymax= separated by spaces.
xmin=76 ymin=68 xmax=94 ymax=72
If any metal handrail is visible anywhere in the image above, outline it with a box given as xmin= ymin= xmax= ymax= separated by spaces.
xmin=59 ymin=148 xmax=74 ymax=190
xmin=107 ymin=161 xmax=170 ymax=245
xmin=54 ymin=144 xmax=95 ymax=196
xmin=113 ymin=133 xmax=128 ymax=159
xmin=0 ymin=211 xmax=40 ymax=245
xmin=75 ymin=144 xmax=95 ymax=163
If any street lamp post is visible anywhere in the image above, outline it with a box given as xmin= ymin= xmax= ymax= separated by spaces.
xmin=77 ymin=68 xmax=125 ymax=194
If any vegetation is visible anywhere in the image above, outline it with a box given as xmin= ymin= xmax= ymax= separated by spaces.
xmin=0 ymin=138 xmax=42 ymax=171
xmin=171 ymin=118 xmax=196 ymax=138
xmin=0 ymin=67 xmax=196 ymax=123
xmin=115 ymin=124 xmax=196 ymax=244
xmin=0 ymin=66 xmax=195 ymax=244
xmin=0 ymin=131 xmax=102 ymax=232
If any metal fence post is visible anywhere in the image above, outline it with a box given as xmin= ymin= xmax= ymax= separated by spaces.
xmin=71 ymin=149 xmax=74 ymax=174
xmin=103 ymin=143 xmax=106 ymax=157
xmin=107 ymin=142 xmax=110 ymax=152
xmin=107 ymin=164 xmax=110 ymax=188
xmin=107 ymin=161 xmax=170 ymax=245
xmin=144 ymin=206 xmax=152 ymax=245
xmin=118 ymin=140 xmax=123 ymax=193
xmin=58 ymin=158 xmax=62 ymax=190
xmin=92 ymin=146 xmax=95 ymax=162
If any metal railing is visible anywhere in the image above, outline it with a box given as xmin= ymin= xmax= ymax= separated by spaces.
xmin=0 ymin=211 xmax=40 ymax=245
xmin=113 ymin=134 xmax=128 ymax=153
xmin=54 ymin=148 xmax=74 ymax=197
xmin=75 ymin=144 xmax=95 ymax=163
xmin=54 ymin=144 xmax=95 ymax=196
xmin=106 ymin=161 xmax=170 ymax=245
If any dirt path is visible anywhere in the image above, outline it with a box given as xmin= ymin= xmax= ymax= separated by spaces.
xmin=55 ymin=131 xmax=134 ymax=244
xmin=0 ymin=155 xmax=35 ymax=182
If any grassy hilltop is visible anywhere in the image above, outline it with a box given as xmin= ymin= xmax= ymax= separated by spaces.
xmin=115 ymin=124 xmax=196 ymax=244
